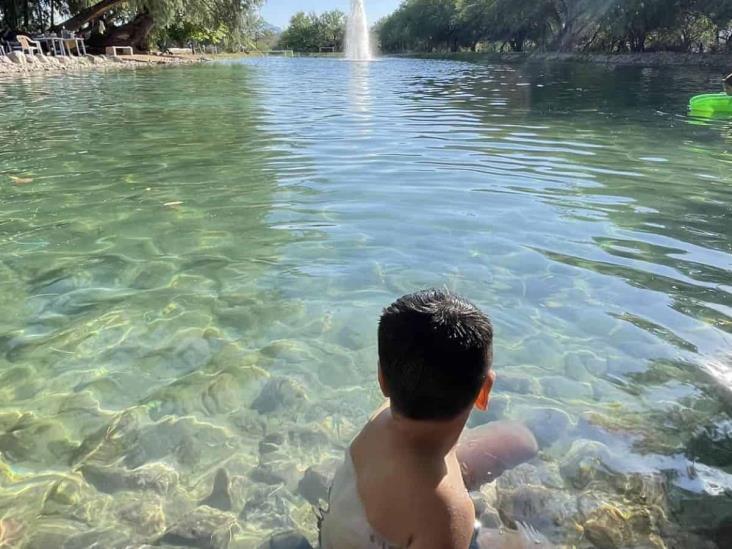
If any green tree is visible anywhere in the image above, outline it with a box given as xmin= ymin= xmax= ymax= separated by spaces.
xmin=0 ymin=0 xmax=261 ymax=51
xmin=277 ymin=9 xmax=346 ymax=52
xmin=319 ymin=9 xmax=346 ymax=50
xmin=376 ymin=0 xmax=465 ymax=52
xmin=278 ymin=11 xmax=319 ymax=51
xmin=460 ymin=0 xmax=558 ymax=51
xmin=601 ymin=0 xmax=681 ymax=52
xmin=376 ymin=0 xmax=732 ymax=53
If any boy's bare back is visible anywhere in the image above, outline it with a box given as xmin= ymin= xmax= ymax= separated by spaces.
xmin=350 ymin=407 xmax=475 ymax=549
xmin=318 ymin=291 xmax=537 ymax=549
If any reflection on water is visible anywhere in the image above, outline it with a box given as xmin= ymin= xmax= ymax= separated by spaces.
xmin=0 ymin=58 xmax=731 ymax=547
xmin=348 ymin=61 xmax=372 ymax=116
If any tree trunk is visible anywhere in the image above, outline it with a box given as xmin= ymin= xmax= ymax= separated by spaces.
xmin=53 ymin=0 xmax=125 ymax=32
xmin=510 ymin=36 xmax=524 ymax=52
xmin=4 ymin=0 xmax=19 ymax=29
xmin=50 ymin=0 xmax=54 ymax=28
xmin=36 ymin=0 xmax=43 ymax=30
xmin=630 ymin=33 xmax=646 ymax=53
xmin=87 ymin=11 xmax=155 ymax=52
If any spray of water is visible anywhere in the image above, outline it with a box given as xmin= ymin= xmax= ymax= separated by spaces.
xmin=345 ymin=0 xmax=372 ymax=61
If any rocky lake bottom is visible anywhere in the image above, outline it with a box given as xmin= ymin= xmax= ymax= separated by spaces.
xmin=1 ymin=57 xmax=731 ymax=547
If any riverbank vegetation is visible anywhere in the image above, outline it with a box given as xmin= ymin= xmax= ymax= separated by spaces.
xmin=277 ymin=10 xmax=346 ymax=53
xmin=0 ymin=0 xmax=265 ymax=52
xmin=376 ymin=0 xmax=732 ymax=54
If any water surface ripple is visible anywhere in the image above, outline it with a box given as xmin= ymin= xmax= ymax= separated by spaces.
xmin=0 ymin=58 xmax=731 ymax=547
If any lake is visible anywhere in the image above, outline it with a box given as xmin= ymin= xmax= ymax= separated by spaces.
xmin=0 ymin=57 xmax=731 ymax=547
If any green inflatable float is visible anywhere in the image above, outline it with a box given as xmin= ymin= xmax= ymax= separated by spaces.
xmin=689 ymin=93 xmax=732 ymax=115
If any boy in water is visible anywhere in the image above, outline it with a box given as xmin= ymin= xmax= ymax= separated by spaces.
xmin=724 ymin=73 xmax=732 ymax=95
xmin=320 ymin=290 xmax=538 ymax=548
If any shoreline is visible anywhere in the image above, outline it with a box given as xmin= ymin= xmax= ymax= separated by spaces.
xmin=395 ymin=50 xmax=732 ymax=69
xmin=0 ymin=52 xmax=207 ymax=79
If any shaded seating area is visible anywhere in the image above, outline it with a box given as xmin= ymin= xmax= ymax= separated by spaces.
xmin=17 ymin=35 xmax=41 ymax=54
xmin=2 ymin=32 xmax=87 ymax=58
xmin=35 ymin=32 xmax=88 ymax=57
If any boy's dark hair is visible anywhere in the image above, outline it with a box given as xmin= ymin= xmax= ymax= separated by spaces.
xmin=378 ymin=289 xmax=493 ymax=421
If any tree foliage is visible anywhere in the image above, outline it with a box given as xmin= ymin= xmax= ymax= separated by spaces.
xmin=277 ymin=9 xmax=346 ymax=52
xmin=376 ymin=0 xmax=732 ymax=53
xmin=0 ymin=0 xmax=262 ymax=51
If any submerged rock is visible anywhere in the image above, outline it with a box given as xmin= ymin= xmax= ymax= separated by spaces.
xmin=474 ymin=523 xmax=553 ymax=549
xmin=80 ymin=462 xmax=178 ymax=494
xmin=251 ymin=431 xmax=306 ymax=488
xmin=496 ymin=484 xmax=577 ymax=536
xmin=522 ymin=407 xmax=574 ymax=448
xmin=146 ymin=369 xmax=257 ymax=420
xmin=565 ymin=351 xmax=607 ymax=379
xmin=582 ymin=505 xmax=631 ymax=549
xmin=497 ymin=373 xmax=541 ymax=395
xmin=497 ymin=462 xmax=564 ymax=491
xmin=40 ymin=476 xmax=102 ymax=524
xmin=24 ymin=520 xmax=83 ymax=549
xmin=252 ymin=377 xmax=308 ymax=415
xmin=159 ymin=506 xmax=239 ymax=549
xmin=125 ymin=416 xmax=233 ymax=470
xmin=240 ymin=485 xmax=299 ymax=531
xmin=559 ymin=439 xmax=616 ymax=490
xmin=0 ymin=415 xmax=76 ymax=466
xmin=0 ymin=517 xmax=24 ymax=548
xmin=686 ymin=420 xmax=732 ymax=468
xmin=114 ymin=492 xmax=167 ymax=538
xmin=667 ymin=461 xmax=732 ymax=538
xmin=72 ymin=406 xmax=148 ymax=465
xmin=471 ymin=491 xmax=503 ymax=529
xmin=64 ymin=528 xmax=134 ymax=549
xmin=541 ymin=376 xmax=594 ymax=401
xmin=200 ymin=468 xmax=233 ymax=511
xmin=0 ymin=456 xmax=11 ymax=482
xmin=257 ymin=531 xmax=314 ymax=549
xmin=250 ymin=462 xmax=301 ymax=489
xmin=298 ymin=458 xmax=340 ymax=505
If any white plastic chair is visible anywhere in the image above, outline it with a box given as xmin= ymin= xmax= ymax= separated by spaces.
xmin=17 ymin=35 xmax=42 ymax=55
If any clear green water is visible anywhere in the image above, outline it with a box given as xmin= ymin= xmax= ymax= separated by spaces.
xmin=0 ymin=58 xmax=731 ymax=547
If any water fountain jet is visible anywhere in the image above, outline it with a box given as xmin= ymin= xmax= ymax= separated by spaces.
xmin=345 ymin=0 xmax=372 ymax=61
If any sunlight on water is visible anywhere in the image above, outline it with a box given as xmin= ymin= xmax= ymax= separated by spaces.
xmin=0 ymin=58 xmax=731 ymax=547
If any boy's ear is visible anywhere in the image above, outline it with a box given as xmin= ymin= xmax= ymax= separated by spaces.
xmin=378 ymin=362 xmax=390 ymax=397
xmin=475 ymin=370 xmax=496 ymax=411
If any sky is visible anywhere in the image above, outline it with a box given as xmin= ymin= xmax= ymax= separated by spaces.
xmin=261 ymin=1 xmax=401 ymax=29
